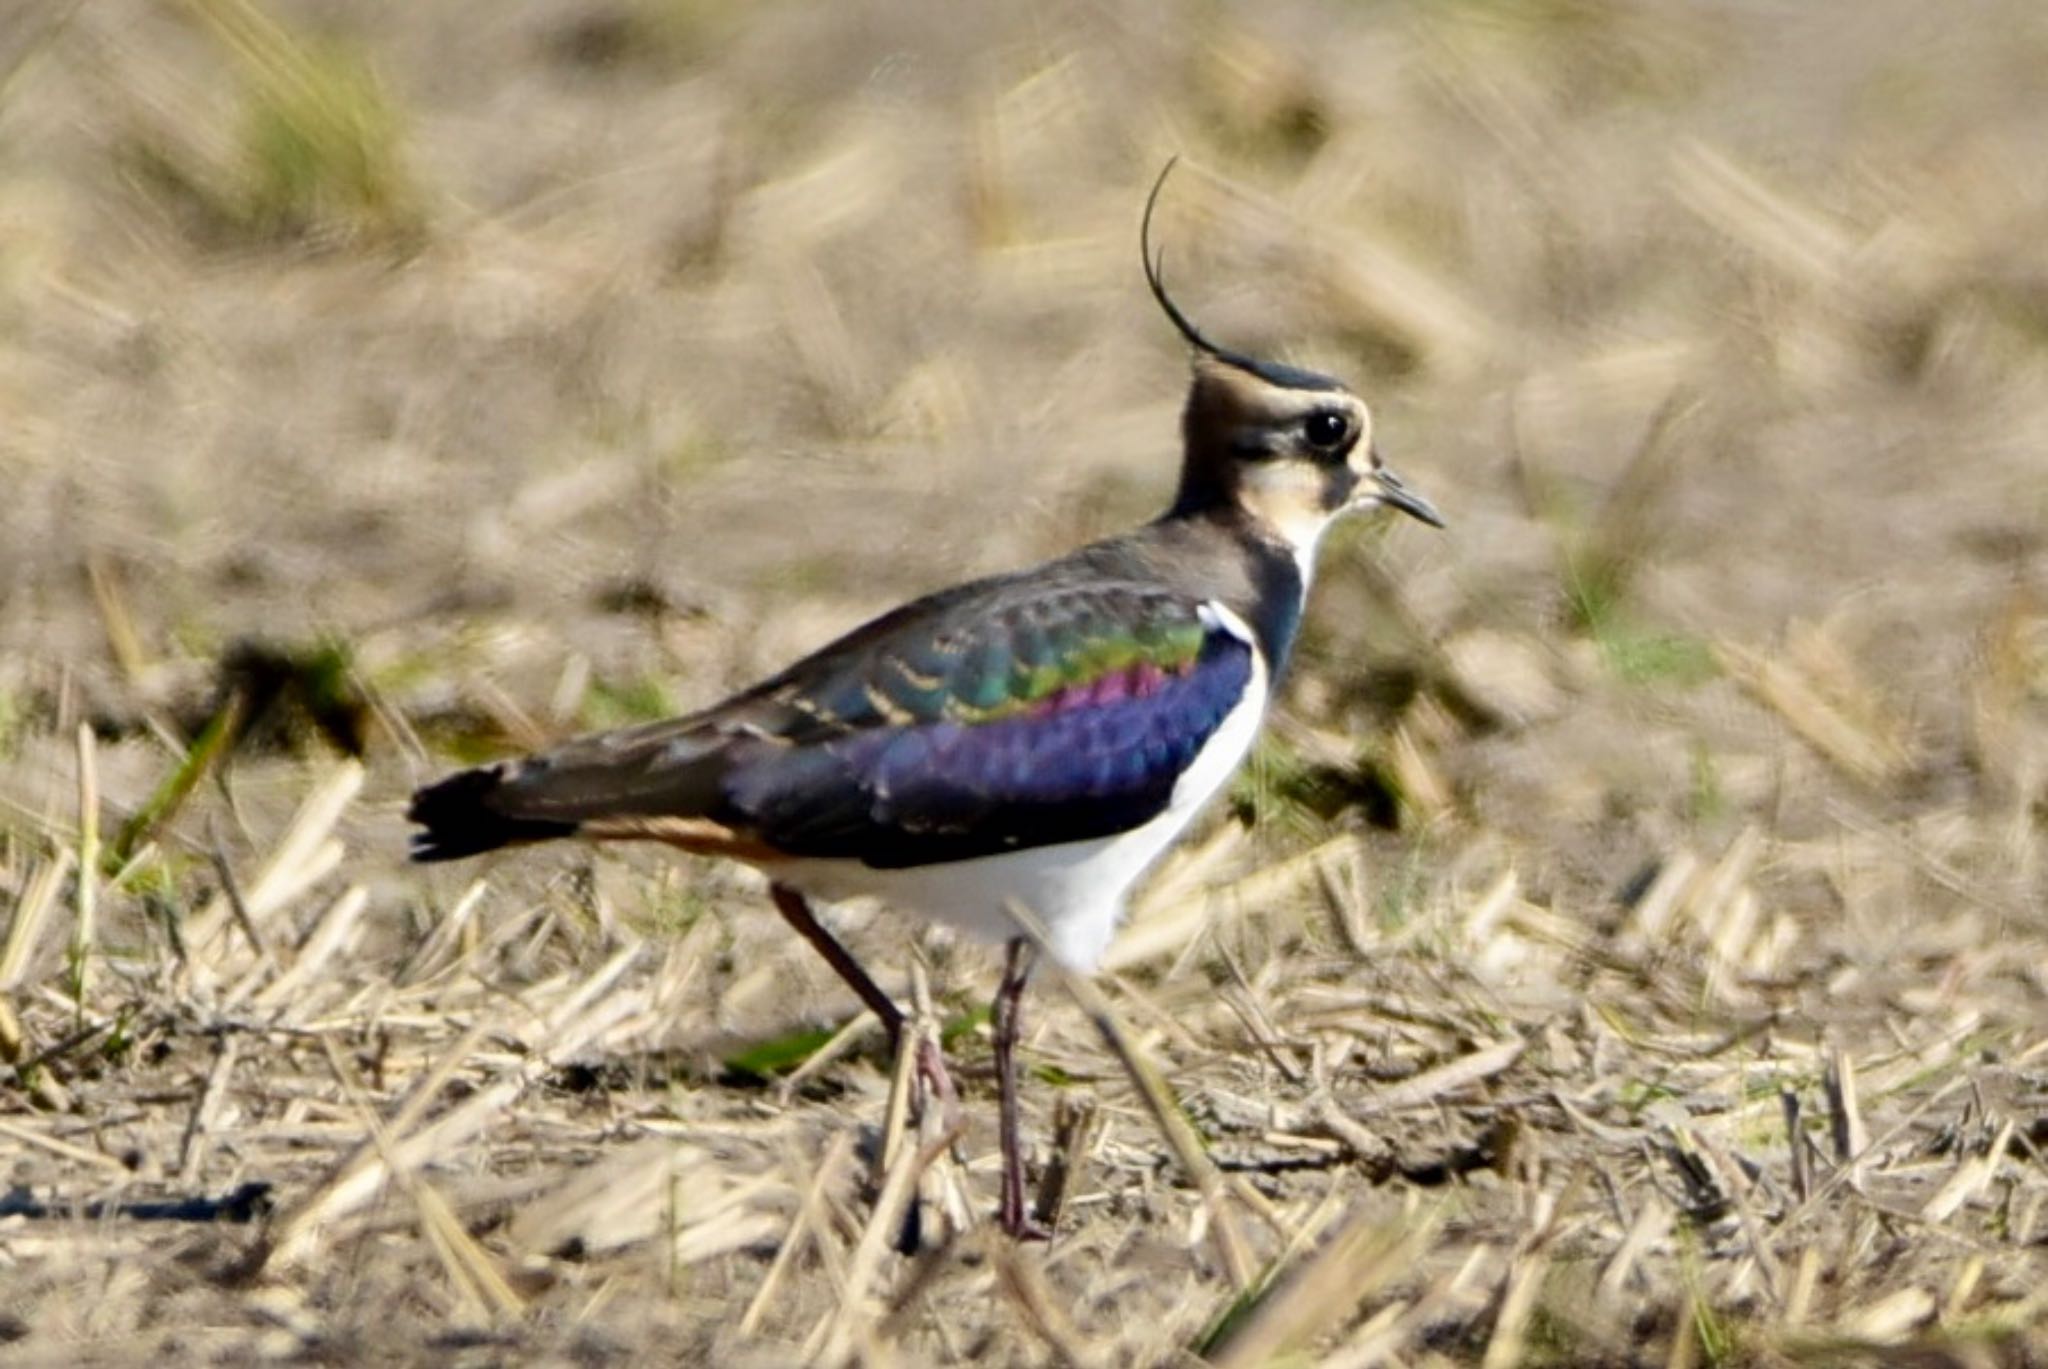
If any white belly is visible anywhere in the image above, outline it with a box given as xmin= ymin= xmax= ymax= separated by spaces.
xmin=776 ymin=602 xmax=1270 ymax=972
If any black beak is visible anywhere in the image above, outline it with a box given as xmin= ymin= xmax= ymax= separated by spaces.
xmin=1371 ymin=465 xmax=1445 ymax=529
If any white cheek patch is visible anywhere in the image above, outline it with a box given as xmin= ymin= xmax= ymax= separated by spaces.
xmin=1243 ymin=469 xmax=1345 ymax=586
xmin=1272 ymin=503 xmax=1338 ymax=553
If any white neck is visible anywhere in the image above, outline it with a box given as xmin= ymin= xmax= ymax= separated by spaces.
xmin=1266 ymin=507 xmax=1342 ymax=591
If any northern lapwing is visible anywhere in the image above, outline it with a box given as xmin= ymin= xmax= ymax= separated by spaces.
xmin=407 ymin=164 xmax=1444 ymax=1238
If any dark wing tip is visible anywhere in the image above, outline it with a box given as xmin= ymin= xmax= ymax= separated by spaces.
xmin=407 ymin=764 xmax=578 ymax=863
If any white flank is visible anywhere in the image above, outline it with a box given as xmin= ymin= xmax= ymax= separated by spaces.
xmin=776 ymin=600 xmax=1273 ymax=972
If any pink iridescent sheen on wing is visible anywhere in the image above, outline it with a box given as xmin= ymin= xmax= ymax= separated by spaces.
xmin=1029 ymin=659 xmax=1180 ymax=717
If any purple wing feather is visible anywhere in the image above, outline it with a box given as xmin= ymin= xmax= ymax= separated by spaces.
xmin=719 ymin=622 xmax=1252 ymax=866
xmin=411 ymin=570 xmax=1258 ymax=869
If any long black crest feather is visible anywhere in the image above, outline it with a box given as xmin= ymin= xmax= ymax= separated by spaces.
xmin=1139 ymin=159 xmax=1343 ymax=393
xmin=1142 ymin=158 xmax=1228 ymax=361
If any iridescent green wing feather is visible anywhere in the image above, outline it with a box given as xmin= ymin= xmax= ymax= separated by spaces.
xmin=759 ymin=584 xmax=1213 ymax=737
xmin=711 ymin=580 xmax=1254 ymax=865
xmin=411 ymin=572 xmax=1257 ymax=869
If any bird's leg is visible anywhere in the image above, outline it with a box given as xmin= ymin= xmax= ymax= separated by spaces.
xmin=993 ymin=936 xmax=1050 ymax=1240
xmin=768 ymin=883 xmax=902 ymax=1039
xmin=767 ymin=884 xmax=958 ymax=1124
xmin=911 ymin=1016 xmax=960 ymax=1129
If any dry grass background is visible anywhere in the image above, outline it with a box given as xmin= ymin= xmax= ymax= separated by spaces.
xmin=2 ymin=0 xmax=2046 ymax=1363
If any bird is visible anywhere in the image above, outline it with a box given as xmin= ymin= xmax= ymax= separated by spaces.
xmin=407 ymin=162 xmax=1444 ymax=1239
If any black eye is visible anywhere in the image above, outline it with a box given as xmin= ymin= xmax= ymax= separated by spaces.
xmin=1304 ymin=410 xmax=1350 ymax=449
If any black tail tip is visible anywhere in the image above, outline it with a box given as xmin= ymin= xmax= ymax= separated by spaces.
xmin=407 ymin=765 xmax=576 ymax=863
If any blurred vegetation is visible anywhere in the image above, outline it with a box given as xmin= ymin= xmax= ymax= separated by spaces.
xmin=128 ymin=0 xmax=421 ymax=243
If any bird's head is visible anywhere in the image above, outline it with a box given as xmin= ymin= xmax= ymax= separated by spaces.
xmin=1144 ymin=164 xmax=1444 ymax=557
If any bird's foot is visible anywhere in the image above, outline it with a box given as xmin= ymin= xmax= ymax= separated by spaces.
xmin=997 ymin=1183 xmax=1052 ymax=1242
